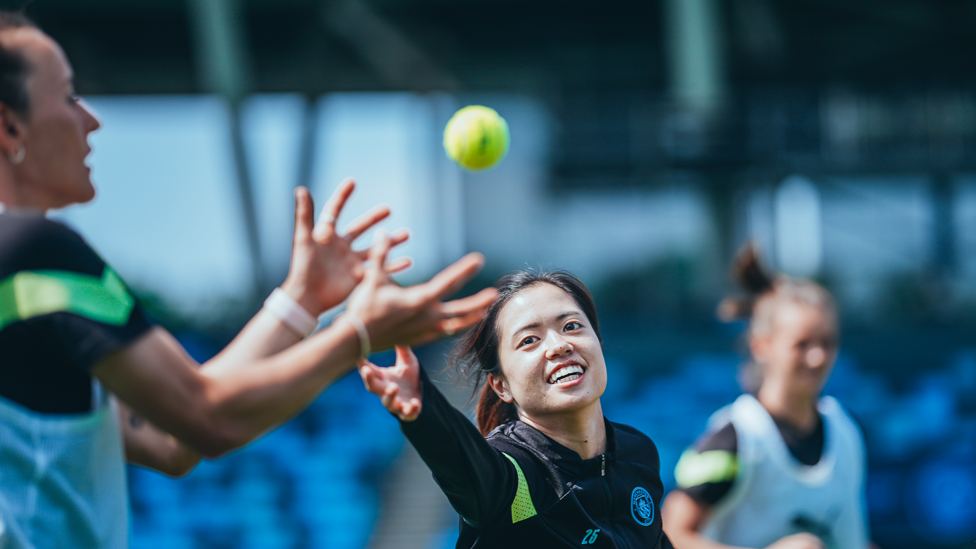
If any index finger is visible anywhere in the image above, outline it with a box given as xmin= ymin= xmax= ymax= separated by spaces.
xmin=318 ymin=177 xmax=356 ymax=229
xmin=423 ymin=252 xmax=487 ymax=300
xmin=440 ymin=287 xmax=499 ymax=317
xmin=293 ymin=186 xmax=315 ymax=243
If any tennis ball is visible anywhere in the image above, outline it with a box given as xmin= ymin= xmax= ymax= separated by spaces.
xmin=443 ymin=105 xmax=509 ymax=171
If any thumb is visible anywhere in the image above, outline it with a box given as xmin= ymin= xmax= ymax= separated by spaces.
xmin=293 ymin=187 xmax=315 ymax=244
xmin=394 ymin=345 xmax=418 ymax=368
xmin=357 ymin=360 xmax=384 ymax=394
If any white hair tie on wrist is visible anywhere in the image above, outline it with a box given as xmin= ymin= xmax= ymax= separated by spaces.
xmin=264 ymin=288 xmax=318 ymax=337
xmin=339 ymin=312 xmax=371 ymax=359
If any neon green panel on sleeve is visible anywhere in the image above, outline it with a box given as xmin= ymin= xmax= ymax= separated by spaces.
xmin=0 ymin=267 xmax=135 ymax=332
xmin=502 ymin=452 xmax=538 ymax=523
xmin=674 ymin=449 xmax=739 ymax=488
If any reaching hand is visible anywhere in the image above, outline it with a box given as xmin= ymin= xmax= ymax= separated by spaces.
xmin=344 ymin=229 xmax=498 ymax=353
xmin=281 ymin=179 xmax=411 ymax=316
xmin=359 ymin=345 xmax=422 ymax=421
xmin=765 ymin=533 xmax=825 ymax=549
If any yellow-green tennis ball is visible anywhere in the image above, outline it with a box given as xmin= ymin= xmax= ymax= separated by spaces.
xmin=443 ymin=105 xmax=509 ymax=171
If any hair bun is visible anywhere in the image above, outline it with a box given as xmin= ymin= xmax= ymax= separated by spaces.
xmin=716 ymin=242 xmax=776 ymax=322
xmin=733 ymin=242 xmax=775 ymax=295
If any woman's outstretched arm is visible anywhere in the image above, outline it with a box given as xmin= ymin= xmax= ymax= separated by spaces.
xmin=119 ymin=179 xmax=409 ymax=473
xmin=96 ymin=232 xmax=498 ymax=459
xmin=359 ymin=346 xmax=517 ymax=528
xmin=199 ymin=178 xmax=412 ymax=374
xmin=119 ymin=402 xmax=202 ymax=478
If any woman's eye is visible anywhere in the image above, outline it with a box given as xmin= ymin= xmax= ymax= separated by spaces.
xmin=564 ymin=321 xmax=582 ymax=331
xmin=517 ymin=335 xmax=538 ymax=348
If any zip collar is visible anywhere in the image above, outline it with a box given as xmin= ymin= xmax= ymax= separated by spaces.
xmin=495 ymin=417 xmax=617 ymax=479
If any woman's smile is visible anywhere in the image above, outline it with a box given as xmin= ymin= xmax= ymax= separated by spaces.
xmin=546 ymin=361 xmax=586 ymax=385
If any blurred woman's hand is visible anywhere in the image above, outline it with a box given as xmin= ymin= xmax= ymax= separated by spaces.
xmin=344 ymin=229 xmax=498 ymax=353
xmin=359 ymin=345 xmax=422 ymax=421
xmin=765 ymin=533 xmax=825 ymax=549
xmin=281 ymin=179 xmax=411 ymax=317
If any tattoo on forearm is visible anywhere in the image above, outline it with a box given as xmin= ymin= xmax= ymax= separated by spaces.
xmin=129 ymin=413 xmax=145 ymax=429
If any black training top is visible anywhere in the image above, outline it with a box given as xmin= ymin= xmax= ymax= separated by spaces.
xmin=400 ymin=368 xmax=674 ymax=549
xmin=676 ymin=414 xmax=825 ymax=506
xmin=0 ymin=211 xmax=152 ymax=414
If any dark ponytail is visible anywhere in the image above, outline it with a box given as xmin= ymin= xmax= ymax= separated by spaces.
xmin=716 ymin=242 xmax=774 ymax=322
xmin=475 ymin=383 xmax=517 ymax=438
xmin=451 ymin=269 xmax=602 ymax=437
xmin=0 ymin=11 xmax=37 ymax=116
xmin=718 ymin=241 xmax=836 ymax=332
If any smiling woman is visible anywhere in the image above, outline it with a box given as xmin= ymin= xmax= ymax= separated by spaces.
xmin=661 ymin=244 xmax=869 ymax=549
xmin=455 ymin=270 xmax=607 ymax=441
xmin=358 ymin=270 xmax=674 ymax=548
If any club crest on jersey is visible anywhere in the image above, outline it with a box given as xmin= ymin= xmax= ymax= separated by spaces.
xmin=630 ymin=487 xmax=654 ymax=526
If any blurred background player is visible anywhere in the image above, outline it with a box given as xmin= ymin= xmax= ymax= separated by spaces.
xmin=0 ymin=12 xmax=497 ymax=549
xmin=661 ymin=244 xmax=869 ymax=549
xmin=358 ymin=270 xmax=674 ymax=548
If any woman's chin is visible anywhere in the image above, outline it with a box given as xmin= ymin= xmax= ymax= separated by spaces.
xmin=68 ymin=181 xmax=96 ymax=206
xmin=549 ymin=391 xmax=602 ymax=415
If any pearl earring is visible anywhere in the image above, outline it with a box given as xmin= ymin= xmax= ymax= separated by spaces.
xmin=9 ymin=145 xmax=24 ymax=165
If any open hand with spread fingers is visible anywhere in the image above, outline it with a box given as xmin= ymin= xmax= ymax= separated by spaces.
xmin=342 ymin=229 xmax=498 ymax=356
xmin=764 ymin=534 xmax=825 ymax=549
xmin=359 ymin=345 xmax=422 ymax=421
xmin=281 ymin=178 xmax=412 ymax=317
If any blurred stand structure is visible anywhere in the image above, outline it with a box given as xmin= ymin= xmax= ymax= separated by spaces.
xmin=13 ymin=0 xmax=976 ymax=547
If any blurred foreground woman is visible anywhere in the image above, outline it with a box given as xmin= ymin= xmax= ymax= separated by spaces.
xmin=662 ymin=245 xmax=869 ymax=549
xmin=0 ymin=12 xmax=496 ymax=548
xmin=359 ymin=270 xmax=674 ymax=548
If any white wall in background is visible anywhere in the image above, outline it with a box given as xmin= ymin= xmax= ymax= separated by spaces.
xmin=458 ymin=95 xmax=716 ymax=285
xmin=543 ymin=185 xmax=714 ymax=283
xmin=53 ymin=92 xmax=719 ymax=318
xmin=54 ymin=96 xmax=253 ymax=317
xmin=241 ymin=94 xmax=307 ymax=286
xmin=953 ymin=178 xmax=976 ymax=293
xmin=821 ymin=175 xmax=934 ymax=310
xmin=775 ymin=175 xmax=823 ymax=278
xmin=310 ymin=93 xmax=462 ymax=285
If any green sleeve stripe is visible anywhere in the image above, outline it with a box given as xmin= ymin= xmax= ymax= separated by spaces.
xmin=502 ymin=452 xmax=537 ymax=523
xmin=674 ymin=449 xmax=739 ymax=488
xmin=0 ymin=267 xmax=135 ymax=332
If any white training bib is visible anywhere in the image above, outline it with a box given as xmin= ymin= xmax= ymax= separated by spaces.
xmin=0 ymin=382 xmax=129 ymax=549
xmin=700 ymin=394 xmax=869 ymax=549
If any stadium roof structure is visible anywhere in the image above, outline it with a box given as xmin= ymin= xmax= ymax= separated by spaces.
xmin=18 ymin=0 xmax=976 ymax=177
xmin=18 ymin=0 xmax=976 ymax=96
